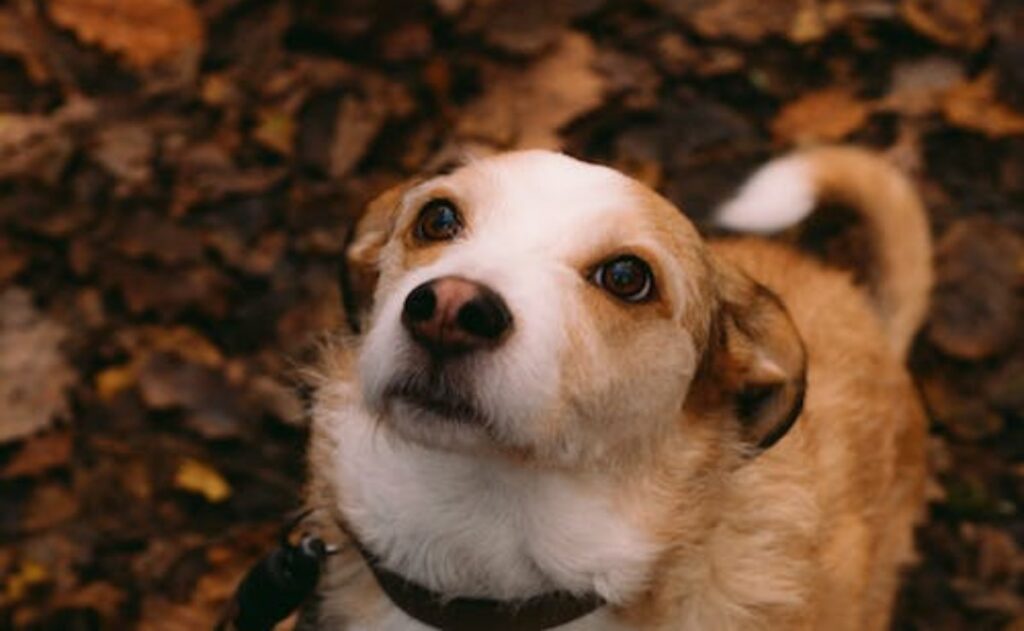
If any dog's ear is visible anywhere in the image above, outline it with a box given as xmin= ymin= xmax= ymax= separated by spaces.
xmin=343 ymin=180 xmax=418 ymax=331
xmin=689 ymin=260 xmax=807 ymax=453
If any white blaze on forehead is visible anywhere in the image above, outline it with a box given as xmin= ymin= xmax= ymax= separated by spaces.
xmin=443 ymin=150 xmax=640 ymax=255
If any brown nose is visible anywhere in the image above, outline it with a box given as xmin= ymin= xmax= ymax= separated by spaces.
xmin=402 ymin=277 xmax=513 ymax=357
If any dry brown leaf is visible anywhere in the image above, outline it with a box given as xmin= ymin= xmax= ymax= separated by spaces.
xmin=881 ymin=56 xmax=965 ymax=116
xmin=138 ymin=595 xmax=223 ymax=631
xmin=0 ymin=9 xmax=49 ymax=83
xmin=0 ymin=431 xmax=73 ymax=479
xmin=92 ymin=123 xmax=155 ymax=193
xmin=173 ymin=458 xmax=232 ymax=503
xmin=330 ymin=95 xmax=387 ymax=178
xmin=51 ymin=581 xmax=126 ymax=622
xmin=0 ymin=236 xmax=27 ymax=284
xmin=48 ymin=0 xmax=204 ymax=70
xmin=22 ymin=483 xmax=80 ymax=531
xmin=0 ymin=98 xmax=96 ymax=184
xmin=659 ymin=0 xmax=845 ymax=43
xmin=902 ymin=0 xmax=989 ymax=50
xmin=97 ymin=325 xmax=226 ymax=402
xmin=459 ymin=0 xmax=605 ymax=55
xmin=172 ymin=141 xmax=288 ymax=215
xmin=0 ymin=115 xmax=73 ymax=184
xmin=457 ymin=32 xmax=605 ymax=150
xmin=772 ymin=88 xmax=872 ymax=145
xmin=943 ymin=71 xmax=1024 ymax=138
xmin=0 ymin=289 xmax=76 ymax=444
xmin=928 ymin=218 xmax=1023 ymax=360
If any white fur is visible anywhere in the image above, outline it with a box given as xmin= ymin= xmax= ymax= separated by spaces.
xmin=714 ymin=154 xmax=816 ymax=234
xmin=320 ymin=386 xmax=658 ymax=604
xmin=317 ymin=152 xmax=701 ymax=629
xmin=358 ymin=150 xmax=697 ymax=460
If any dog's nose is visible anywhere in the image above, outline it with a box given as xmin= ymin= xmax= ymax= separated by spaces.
xmin=402 ymin=277 xmax=513 ymax=356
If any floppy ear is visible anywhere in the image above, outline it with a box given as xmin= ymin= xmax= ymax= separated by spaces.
xmin=688 ymin=260 xmax=807 ymax=452
xmin=342 ymin=181 xmax=418 ymax=331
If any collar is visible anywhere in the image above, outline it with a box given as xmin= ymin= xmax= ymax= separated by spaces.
xmin=342 ymin=525 xmax=606 ymax=631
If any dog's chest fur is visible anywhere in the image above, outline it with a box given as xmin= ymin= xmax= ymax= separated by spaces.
xmin=322 ymin=392 xmax=659 ymax=606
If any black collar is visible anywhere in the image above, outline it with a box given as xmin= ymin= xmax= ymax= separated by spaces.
xmin=343 ymin=526 xmax=606 ymax=631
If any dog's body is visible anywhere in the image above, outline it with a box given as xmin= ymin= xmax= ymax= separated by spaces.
xmin=301 ymin=147 xmax=931 ymax=630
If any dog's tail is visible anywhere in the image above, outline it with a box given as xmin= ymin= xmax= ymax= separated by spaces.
xmin=714 ymin=146 xmax=932 ymax=358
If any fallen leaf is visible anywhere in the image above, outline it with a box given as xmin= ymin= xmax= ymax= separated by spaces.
xmin=457 ymin=31 xmax=606 ymax=150
xmin=0 ymin=114 xmax=74 ymax=184
xmin=655 ymin=33 xmax=744 ymax=77
xmin=0 ymin=97 xmax=96 ymax=184
xmin=928 ymin=218 xmax=1023 ymax=360
xmin=0 ymin=8 xmax=49 ymax=83
xmin=658 ymin=0 xmax=845 ymax=43
xmin=51 ymin=581 xmax=126 ymax=622
xmin=994 ymin=3 xmax=1024 ymax=110
xmin=92 ymin=123 xmax=155 ymax=193
xmin=137 ymin=354 xmax=247 ymax=439
xmin=986 ymin=358 xmax=1024 ymax=416
xmin=248 ymin=375 xmax=305 ymax=426
xmin=48 ymin=0 xmax=204 ymax=70
xmin=21 ymin=483 xmax=80 ymax=531
xmin=252 ymin=108 xmax=295 ymax=156
xmin=0 ymin=431 xmax=73 ymax=479
xmin=0 ymin=236 xmax=27 ymax=283
xmin=881 ymin=56 xmax=965 ymax=116
xmin=172 ymin=142 xmax=287 ymax=214
xmin=112 ymin=212 xmax=204 ymax=265
xmin=943 ymin=71 xmax=1024 ymax=137
xmin=902 ymin=0 xmax=989 ymax=50
xmin=173 ymin=458 xmax=232 ymax=503
xmin=921 ymin=378 xmax=1004 ymax=441
xmin=458 ymin=0 xmax=605 ymax=55
xmin=330 ymin=95 xmax=387 ymax=178
xmin=138 ymin=595 xmax=222 ymax=631
xmin=772 ymin=88 xmax=872 ymax=145
xmin=101 ymin=261 xmax=231 ymax=317
xmin=2 ymin=560 xmax=48 ymax=604
xmin=0 ymin=289 xmax=76 ymax=444
xmin=595 ymin=49 xmax=661 ymax=109
xmin=379 ymin=21 xmax=433 ymax=62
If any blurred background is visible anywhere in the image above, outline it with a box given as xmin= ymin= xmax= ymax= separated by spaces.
xmin=0 ymin=0 xmax=1021 ymax=629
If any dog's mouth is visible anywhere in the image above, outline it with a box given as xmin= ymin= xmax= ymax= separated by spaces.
xmin=382 ymin=373 xmax=488 ymax=425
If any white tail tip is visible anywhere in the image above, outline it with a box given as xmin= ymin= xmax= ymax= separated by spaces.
xmin=714 ymin=155 xmax=817 ymax=234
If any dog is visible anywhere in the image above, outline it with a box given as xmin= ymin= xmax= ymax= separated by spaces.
xmin=298 ymin=146 xmax=931 ymax=630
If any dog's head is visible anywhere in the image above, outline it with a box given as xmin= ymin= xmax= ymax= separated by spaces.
xmin=347 ymin=151 xmax=805 ymax=467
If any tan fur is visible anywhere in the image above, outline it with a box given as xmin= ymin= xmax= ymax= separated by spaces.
xmin=801 ymin=146 xmax=933 ymax=358
xmin=305 ymin=147 xmax=930 ymax=630
xmin=606 ymin=241 xmax=928 ymax=630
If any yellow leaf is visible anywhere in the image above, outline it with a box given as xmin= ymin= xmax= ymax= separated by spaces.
xmin=4 ymin=560 xmax=48 ymax=603
xmin=253 ymin=110 xmax=295 ymax=156
xmin=173 ymin=458 xmax=231 ymax=503
xmin=96 ymin=364 xmax=137 ymax=402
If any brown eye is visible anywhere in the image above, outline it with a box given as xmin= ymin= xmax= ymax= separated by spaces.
xmin=593 ymin=255 xmax=654 ymax=303
xmin=415 ymin=199 xmax=462 ymax=241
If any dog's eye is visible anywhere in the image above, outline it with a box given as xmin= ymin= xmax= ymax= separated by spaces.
xmin=592 ymin=256 xmax=654 ymax=303
xmin=415 ymin=199 xmax=462 ymax=241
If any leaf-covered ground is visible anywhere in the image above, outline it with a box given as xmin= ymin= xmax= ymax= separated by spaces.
xmin=0 ymin=1 xmax=1021 ymax=629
